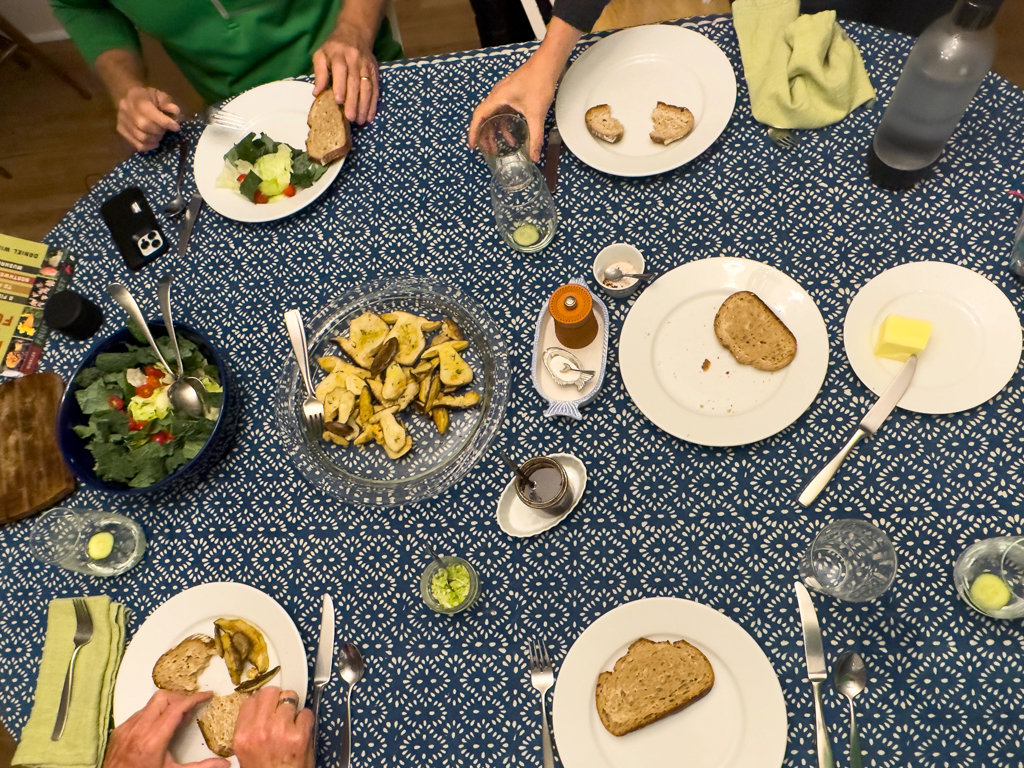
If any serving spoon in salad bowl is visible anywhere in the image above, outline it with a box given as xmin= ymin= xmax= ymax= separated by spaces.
xmin=156 ymin=275 xmax=208 ymax=419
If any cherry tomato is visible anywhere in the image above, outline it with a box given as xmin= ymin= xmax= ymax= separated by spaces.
xmin=145 ymin=366 xmax=162 ymax=379
xmin=283 ymin=184 xmax=296 ymax=198
xmin=107 ymin=395 xmax=124 ymax=411
xmin=254 ymin=190 xmax=269 ymax=205
xmin=237 ymin=173 xmax=247 ymax=183
xmin=128 ymin=418 xmax=146 ymax=431
xmin=146 ymin=374 xmax=163 ymax=388
xmin=152 ymin=431 xmax=174 ymax=445
xmin=135 ymin=383 xmax=154 ymax=398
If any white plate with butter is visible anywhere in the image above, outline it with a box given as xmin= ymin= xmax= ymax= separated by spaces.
xmin=844 ymin=262 xmax=1022 ymax=414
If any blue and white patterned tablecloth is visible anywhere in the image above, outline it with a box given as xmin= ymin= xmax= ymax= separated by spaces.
xmin=3 ymin=14 xmax=1024 ymax=767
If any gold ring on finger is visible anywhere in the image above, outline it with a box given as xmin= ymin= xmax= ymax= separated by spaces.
xmin=277 ymin=696 xmax=299 ymax=708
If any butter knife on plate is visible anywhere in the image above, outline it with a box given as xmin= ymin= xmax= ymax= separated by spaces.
xmin=311 ymin=594 xmax=335 ymax=759
xmin=178 ymin=193 xmax=203 ymax=258
xmin=798 ymin=354 xmax=918 ymax=507
xmin=795 ymin=582 xmax=835 ymax=768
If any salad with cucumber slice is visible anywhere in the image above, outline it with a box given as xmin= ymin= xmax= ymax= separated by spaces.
xmin=215 ymin=132 xmax=329 ymax=205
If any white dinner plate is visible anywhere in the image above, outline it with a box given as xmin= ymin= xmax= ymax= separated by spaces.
xmin=555 ymin=25 xmax=737 ymax=177
xmin=552 ymin=597 xmax=787 ymax=768
xmin=113 ymin=583 xmax=307 ymax=767
xmin=619 ymin=257 xmax=829 ymax=446
xmin=844 ymin=261 xmax=1022 ymax=414
xmin=193 ymin=79 xmax=344 ymax=223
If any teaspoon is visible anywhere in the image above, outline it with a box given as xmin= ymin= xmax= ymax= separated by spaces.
xmin=338 ymin=642 xmax=365 ymax=768
xmin=602 ymin=265 xmax=657 ymax=283
xmin=833 ymin=651 xmax=867 ymax=768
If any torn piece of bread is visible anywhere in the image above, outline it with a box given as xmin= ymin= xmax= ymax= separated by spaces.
xmin=306 ymin=90 xmax=352 ymax=164
xmin=197 ymin=692 xmax=249 ymax=758
xmin=650 ymin=102 xmax=695 ymax=145
xmin=152 ymin=634 xmax=217 ymax=694
xmin=714 ymin=291 xmax=797 ymax=372
xmin=596 ymin=638 xmax=715 ymax=737
xmin=585 ymin=104 xmax=625 ymax=144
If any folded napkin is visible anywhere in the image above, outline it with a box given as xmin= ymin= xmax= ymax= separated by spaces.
xmin=13 ymin=597 xmax=126 ymax=768
xmin=733 ymin=0 xmax=876 ymax=129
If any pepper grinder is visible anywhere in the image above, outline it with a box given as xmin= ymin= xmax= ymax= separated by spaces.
xmin=549 ymin=284 xmax=598 ymax=349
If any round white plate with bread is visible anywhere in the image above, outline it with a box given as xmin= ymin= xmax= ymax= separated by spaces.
xmin=555 ymin=25 xmax=737 ymax=177
xmin=844 ymin=261 xmax=1022 ymax=414
xmin=113 ymin=582 xmax=307 ymax=767
xmin=619 ymin=257 xmax=829 ymax=446
xmin=552 ymin=597 xmax=787 ymax=768
xmin=194 ymin=79 xmax=345 ymax=223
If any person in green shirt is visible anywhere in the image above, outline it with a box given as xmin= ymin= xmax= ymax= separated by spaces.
xmin=49 ymin=0 xmax=403 ymax=152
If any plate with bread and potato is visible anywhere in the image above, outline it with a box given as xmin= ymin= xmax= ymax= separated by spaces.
xmin=555 ymin=25 xmax=737 ymax=177
xmin=552 ymin=597 xmax=787 ymax=768
xmin=113 ymin=583 xmax=307 ymax=767
xmin=618 ymin=256 xmax=829 ymax=446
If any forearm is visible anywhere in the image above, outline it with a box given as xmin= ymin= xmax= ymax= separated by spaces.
xmin=94 ymin=48 xmax=146 ymax=107
xmin=530 ymin=17 xmax=585 ymax=81
xmin=332 ymin=0 xmax=387 ymax=47
xmin=551 ymin=0 xmax=612 ymax=33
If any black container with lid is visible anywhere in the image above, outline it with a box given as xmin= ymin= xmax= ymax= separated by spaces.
xmin=43 ymin=290 xmax=104 ymax=340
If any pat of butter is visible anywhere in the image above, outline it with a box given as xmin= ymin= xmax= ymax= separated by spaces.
xmin=873 ymin=314 xmax=933 ymax=362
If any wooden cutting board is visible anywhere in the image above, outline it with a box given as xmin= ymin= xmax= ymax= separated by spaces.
xmin=0 ymin=372 xmax=76 ymax=523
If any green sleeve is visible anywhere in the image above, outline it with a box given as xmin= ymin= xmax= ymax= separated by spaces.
xmin=48 ymin=0 xmax=141 ymax=67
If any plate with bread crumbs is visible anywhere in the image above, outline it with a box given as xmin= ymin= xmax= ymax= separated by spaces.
xmin=552 ymin=597 xmax=786 ymax=768
xmin=113 ymin=583 xmax=307 ymax=767
xmin=555 ymin=25 xmax=737 ymax=177
xmin=194 ymin=79 xmax=348 ymax=223
xmin=619 ymin=257 xmax=828 ymax=446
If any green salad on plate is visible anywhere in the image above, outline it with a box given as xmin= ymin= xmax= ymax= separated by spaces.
xmin=216 ymin=132 xmax=329 ymax=205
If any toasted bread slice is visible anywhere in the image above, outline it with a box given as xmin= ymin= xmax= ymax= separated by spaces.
xmin=596 ymin=638 xmax=715 ymax=737
xmin=714 ymin=291 xmax=797 ymax=372
xmin=650 ymin=102 xmax=695 ymax=145
xmin=585 ymin=104 xmax=624 ymax=144
xmin=306 ymin=90 xmax=352 ymax=164
xmin=152 ymin=634 xmax=216 ymax=694
xmin=197 ymin=692 xmax=249 ymax=758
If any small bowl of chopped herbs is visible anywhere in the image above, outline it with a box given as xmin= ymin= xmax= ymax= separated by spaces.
xmin=57 ymin=320 xmax=239 ymax=494
xmin=420 ymin=555 xmax=481 ymax=615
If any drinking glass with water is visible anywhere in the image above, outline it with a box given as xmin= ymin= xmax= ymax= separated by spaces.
xmin=799 ymin=519 xmax=897 ymax=602
xmin=29 ymin=507 xmax=146 ymax=577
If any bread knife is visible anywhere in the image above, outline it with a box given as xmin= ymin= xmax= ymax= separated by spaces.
xmin=311 ymin=594 xmax=335 ymax=760
xmin=795 ymin=582 xmax=835 ymax=768
xmin=798 ymin=354 xmax=917 ymax=506
xmin=177 ymin=193 xmax=203 ymax=259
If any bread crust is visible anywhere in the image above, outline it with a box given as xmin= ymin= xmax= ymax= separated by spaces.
xmin=585 ymin=104 xmax=624 ymax=144
xmin=306 ymin=91 xmax=352 ymax=164
xmin=713 ymin=291 xmax=797 ymax=372
xmin=152 ymin=634 xmax=216 ymax=694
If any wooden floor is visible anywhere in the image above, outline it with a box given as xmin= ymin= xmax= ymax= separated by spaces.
xmin=1 ymin=1 xmax=1022 ymax=242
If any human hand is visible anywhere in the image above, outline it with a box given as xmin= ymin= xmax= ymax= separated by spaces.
xmin=469 ymin=57 xmax=560 ymax=163
xmin=233 ymin=687 xmax=313 ymax=768
xmin=116 ymin=86 xmax=181 ymax=153
xmin=103 ymin=690 xmax=227 ymax=768
xmin=312 ymin=23 xmax=380 ymax=124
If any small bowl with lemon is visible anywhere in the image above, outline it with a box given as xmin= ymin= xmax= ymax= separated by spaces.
xmin=953 ymin=536 xmax=1024 ymax=619
xmin=29 ymin=507 xmax=146 ymax=577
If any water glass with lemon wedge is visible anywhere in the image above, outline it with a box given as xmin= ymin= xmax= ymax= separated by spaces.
xmin=29 ymin=507 xmax=146 ymax=577
xmin=954 ymin=537 xmax=1024 ymax=619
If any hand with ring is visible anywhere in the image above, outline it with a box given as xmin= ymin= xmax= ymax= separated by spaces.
xmin=312 ymin=18 xmax=380 ymax=124
xmin=233 ymin=686 xmax=313 ymax=768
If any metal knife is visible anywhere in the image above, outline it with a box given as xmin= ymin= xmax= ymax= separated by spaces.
xmin=544 ymin=125 xmax=562 ymax=193
xmin=798 ymin=354 xmax=918 ymax=506
xmin=311 ymin=594 xmax=335 ymax=760
xmin=177 ymin=193 xmax=203 ymax=258
xmin=795 ymin=582 xmax=835 ymax=768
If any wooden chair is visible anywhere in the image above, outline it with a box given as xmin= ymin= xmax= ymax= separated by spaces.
xmin=0 ymin=13 xmax=91 ymax=100
xmin=519 ymin=0 xmax=732 ymax=39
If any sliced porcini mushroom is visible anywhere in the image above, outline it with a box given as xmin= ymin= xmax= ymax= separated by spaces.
xmin=432 ymin=406 xmax=450 ymax=434
xmin=435 ymin=391 xmax=481 ymax=409
xmin=326 ymin=421 xmax=357 ymax=439
xmin=368 ymin=336 xmax=399 ymax=377
xmin=335 ymin=311 xmax=390 ymax=368
xmin=412 ymin=358 xmax=439 ymax=378
xmin=235 ymin=665 xmax=281 ymax=693
xmin=379 ymin=411 xmax=406 ymax=454
xmin=436 ymin=344 xmax=473 ymax=387
xmin=380 ymin=311 xmax=441 ymax=365
xmin=384 ymin=435 xmax=413 ymax=460
xmin=423 ymin=373 xmax=441 ymax=413
xmin=420 ymin=340 xmax=469 ymax=360
xmin=354 ymin=423 xmax=380 ymax=445
xmin=367 ymin=376 xmax=391 ymax=405
xmin=382 ymin=362 xmax=408 ymax=401
xmin=358 ymin=387 xmax=373 ymax=424
xmin=441 ymin=317 xmax=464 ymax=341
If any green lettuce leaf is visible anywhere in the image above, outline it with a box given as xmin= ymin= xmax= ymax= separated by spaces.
xmin=290 ymin=150 xmax=329 ymax=189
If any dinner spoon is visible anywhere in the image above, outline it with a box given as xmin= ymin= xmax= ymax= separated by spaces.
xmin=833 ymin=652 xmax=867 ymax=768
xmin=156 ymin=274 xmax=207 ymax=419
xmin=338 ymin=643 xmax=365 ymax=768
xmin=602 ymin=265 xmax=657 ymax=283
xmin=163 ymin=138 xmax=189 ymax=217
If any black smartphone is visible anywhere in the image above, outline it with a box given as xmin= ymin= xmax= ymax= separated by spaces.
xmin=100 ymin=187 xmax=169 ymax=271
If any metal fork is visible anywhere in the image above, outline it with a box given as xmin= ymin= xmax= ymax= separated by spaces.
xmin=528 ymin=638 xmax=555 ymax=768
xmin=203 ymin=106 xmax=246 ymax=130
xmin=766 ymin=126 xmax=799 ymax=149
xmin=51 ymin=598 xmax=94 ymax=740
xmin=284 ymin=309 xmax=324 ymax=441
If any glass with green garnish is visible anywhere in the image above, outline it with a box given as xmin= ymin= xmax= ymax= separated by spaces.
xmin=420 ymin=555 xmax=480 ymax=615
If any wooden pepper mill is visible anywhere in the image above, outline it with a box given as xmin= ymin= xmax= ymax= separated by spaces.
xmin=549 ymin=284 xmax=599 ymax=349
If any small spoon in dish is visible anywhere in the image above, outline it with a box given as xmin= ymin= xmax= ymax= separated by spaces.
xmin=500 ymin=449 xmax=535 ymax=490
xmin=602 ymin=265 xmax=657 ymax=284
xmin=156 ymin=274 xmax=207 ymax=419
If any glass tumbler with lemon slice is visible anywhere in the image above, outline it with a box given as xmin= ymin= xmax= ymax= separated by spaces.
xmin=477 ymin=113 xmax=557 ymax=253
xmin=29 ymin=507 xmax=146 ymax=577
xmin=954 ymin=537 xmax=1024 ymax=619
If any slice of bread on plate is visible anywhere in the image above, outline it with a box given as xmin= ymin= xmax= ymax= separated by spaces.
xmin=152 ymin=634 xmax=217 ymax=694
xmin=198 ymin=691 xmax=250 ymax=758
xmin=714 ymin=291 xmax=797 ymax=372
xmin=306 ymin=90 xmax=352 ymax=164
xmin=650 ymin=102 xmax=695 ymax=145
xmin=585 ymin=104 xmax=624 ymax=144
xmin=596 ymin=638 xmax=715 ymax=737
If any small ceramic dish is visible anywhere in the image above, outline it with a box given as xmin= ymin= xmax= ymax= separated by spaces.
xmin=496 ymin=453 xmax=588 ymax=538
xmin=420 ymin=556 xmax=481 ymax=615
xmin=592 ymin=243 xmax=646 ymax=299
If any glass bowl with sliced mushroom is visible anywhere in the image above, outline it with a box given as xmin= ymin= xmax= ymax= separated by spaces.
xmin=274 ymin=276 xmax=510 ymax=506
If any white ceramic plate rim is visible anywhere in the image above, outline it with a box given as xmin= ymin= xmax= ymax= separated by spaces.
xmin=844 ymin=261 xmax=1021 ymax=414
xmin=112 ymin=582 xmax=307 ymax=766
xmin=552 ymin=597 xmax=787 ymax=768
xmin=619 ymin=257 xmax=829 ymax=446
xmin=555 ymin=26 xmax=737 ymax=177
xmin=495 ymin=453 xmax=588 ymax=537
xmin=193 ymin=79 xmax=344 ymax=223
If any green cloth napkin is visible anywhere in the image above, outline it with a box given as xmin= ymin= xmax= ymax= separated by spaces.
xmin=13 ymin=597 xmax=126 ymax=768
xmin=733 ymin=0 xmax=877 ymax=129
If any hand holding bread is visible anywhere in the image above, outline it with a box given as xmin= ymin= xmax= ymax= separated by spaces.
xmin=232 ymin=687 xmax=314 ymax=768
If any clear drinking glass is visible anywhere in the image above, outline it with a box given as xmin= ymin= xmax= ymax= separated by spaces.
xmin=953 ymin=537 xmax=1024 ymax=619
xmin=29 ymin=507 xmax=146 ymax=577
xmin=477 ymin=113 xmax=557 ymax=253
xmin=799 ymin=519 xmax=898 ymax=602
